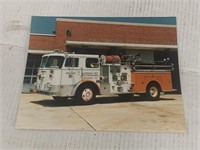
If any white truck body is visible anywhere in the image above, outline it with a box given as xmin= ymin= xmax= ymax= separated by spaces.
xmin=35 ymin=52 xmax=132 ymax=102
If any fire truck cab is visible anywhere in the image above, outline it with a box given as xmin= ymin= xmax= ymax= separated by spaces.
xmin=35 ymin=50 xmax=174 ymax=104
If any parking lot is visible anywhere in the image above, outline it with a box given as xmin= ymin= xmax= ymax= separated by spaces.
xmin=16 ymin=93 xmax=186 ymax=132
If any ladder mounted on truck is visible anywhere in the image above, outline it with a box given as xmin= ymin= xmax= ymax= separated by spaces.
xmin=121 ymin=54 xmax=174 ymax=72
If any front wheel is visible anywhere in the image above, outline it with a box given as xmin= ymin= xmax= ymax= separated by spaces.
xmin=146 ymin=83 xmax=161 ymax=101
xmin=75 ymin=85 xmax=96 ymax=104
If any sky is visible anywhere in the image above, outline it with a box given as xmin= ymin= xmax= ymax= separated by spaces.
xmin=30 ymin=16 xmax=176 ymax=35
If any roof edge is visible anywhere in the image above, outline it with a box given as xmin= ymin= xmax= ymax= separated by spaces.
xmin=66 ymin=41 xmax=178 ymax=50
xmin=57 ymin=18 xmax=177 ymax=28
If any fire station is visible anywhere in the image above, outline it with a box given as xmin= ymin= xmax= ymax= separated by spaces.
xmin=23 ymin=17 xmax=180 ymax=93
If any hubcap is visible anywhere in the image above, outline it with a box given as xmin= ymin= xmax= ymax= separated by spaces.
xmin=82 ymin=88 xmax=93 ymax=101
xmin=150 ymin=86 xmax=158 ymax=97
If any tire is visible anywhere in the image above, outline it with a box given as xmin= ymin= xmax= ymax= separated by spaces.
xmin=75 ymin=85 xmax=96 ymax=104
xmin=146 ymin=83 xmax=161 ymax=101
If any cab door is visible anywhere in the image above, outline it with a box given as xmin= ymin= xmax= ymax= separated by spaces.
xmin=61 ymin=57 xmax=82 ymax=96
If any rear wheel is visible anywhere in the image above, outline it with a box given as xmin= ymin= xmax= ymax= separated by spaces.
xmin=146 ymin=83 xmax=161 ymax=101
xmin=75 ymin=85 xmax=96 ymax=104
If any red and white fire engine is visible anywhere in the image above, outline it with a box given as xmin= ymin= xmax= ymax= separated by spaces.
xmin=34 ymin=50 xmax=174 ymax=104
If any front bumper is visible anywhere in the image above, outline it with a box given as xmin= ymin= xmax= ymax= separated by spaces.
xmin=33 ymin=83 xmax=61 ymax=95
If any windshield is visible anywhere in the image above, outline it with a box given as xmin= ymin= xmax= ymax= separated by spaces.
xmin=40 ymin=56 xmax=64 ymax=69
xmin=40 ymin=56 xmax=48 ymax=68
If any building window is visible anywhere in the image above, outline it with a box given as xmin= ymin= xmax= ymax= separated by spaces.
xmin=22 ymin=54 xmax=42 ymax=93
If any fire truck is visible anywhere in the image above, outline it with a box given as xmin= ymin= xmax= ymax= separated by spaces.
xmin=34 ymin=50 xmax=174 ymax=104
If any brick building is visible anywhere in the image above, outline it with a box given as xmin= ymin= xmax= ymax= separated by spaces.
xmin=29 ymin=18 xmax=177 ymax=53
xmin=23 ymin=17 xmax=180 ymax=93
